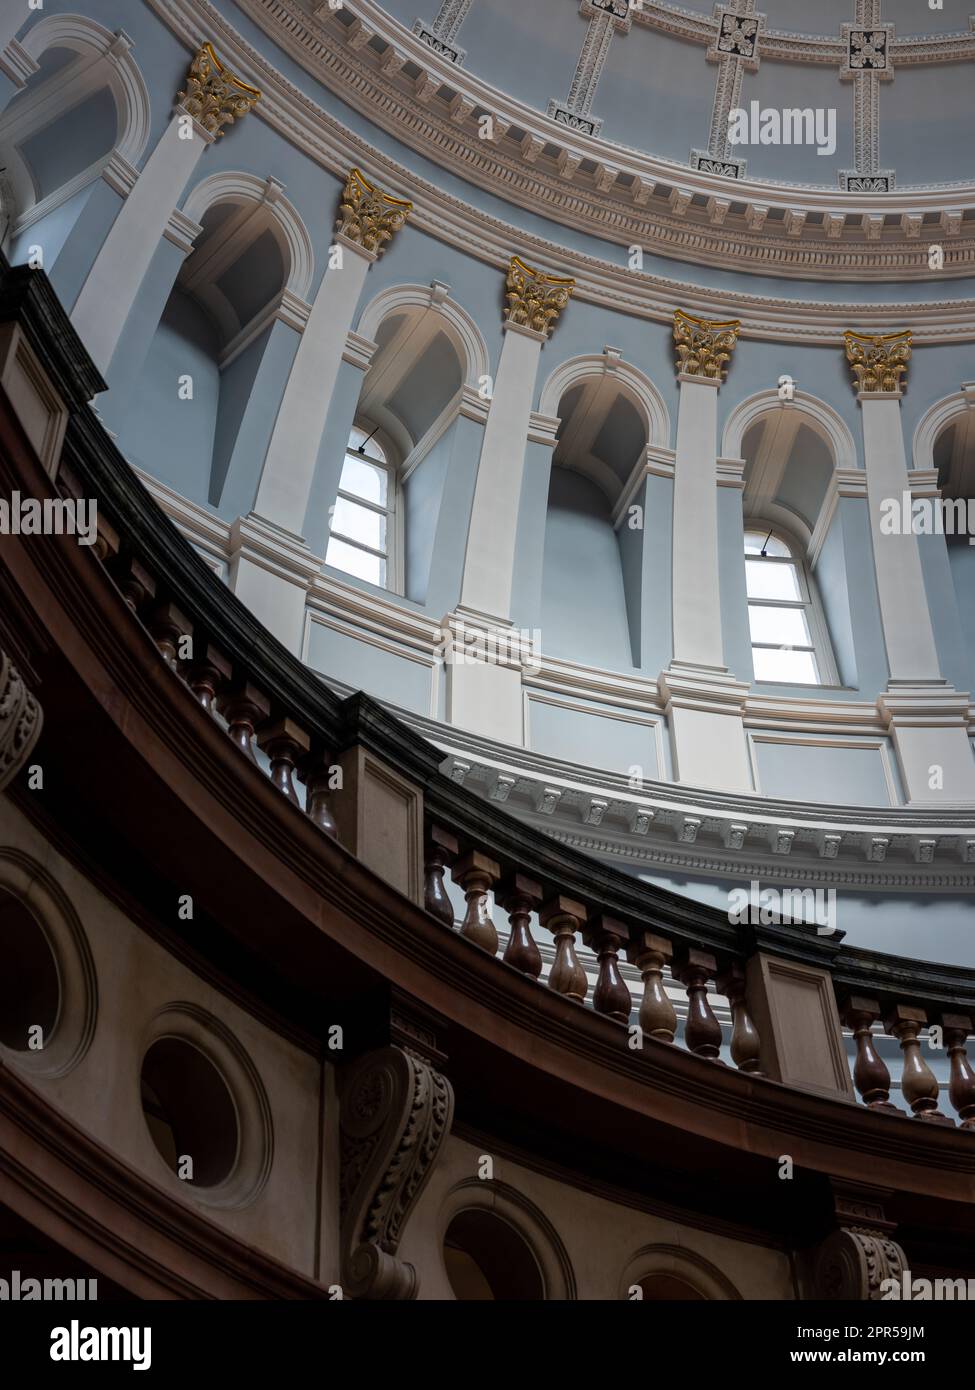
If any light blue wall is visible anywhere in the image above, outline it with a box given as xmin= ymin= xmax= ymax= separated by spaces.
xmin=404 ymin=428 xmax=452 ymax=604
xmin=117 ymin=290 xmax=220 ymax=506
xmin=742 ymin=58 xmax=851 ymax=188
xmin=425 ymin=413 xmax=484 ymax=615
xmin=948 ymin=543 xmax=975 ymax=693
xmin=510 ymin=439 xmax=558 ymax=632
xmin=595 ymin=27 xmax=711 ymax=163
xmin=306 ymin=620 xmax=433 ymax=715
xmin=718 ymin=483 xmax=753 ymax=681
xmin=210 ymin=320 xmax=301 ymax=517
xmin=616 ymin=472 xmax=673 ymax=675
xmin=528 ymin=696 xmax=662 ymax=781
xmin=754 ymin=737 xmax=896 ymax=807
xmin=540 ymin=468 xmax=635 ymax=671
xmin=815 ymin=508 xmax=858 ymax=689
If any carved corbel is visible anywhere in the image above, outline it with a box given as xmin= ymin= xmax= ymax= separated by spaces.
xmin=0 ymin=648 xmax=42 ymax=792
xmin=812 ymin=1183 xmax=907 ymax=1300
xmin=340 ymin=1045 xmax=454 ymax=1299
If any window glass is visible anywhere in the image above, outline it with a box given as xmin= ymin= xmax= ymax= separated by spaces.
xmin=331 ymin=496 xmax=386 ymax=551
xmin=325 ymin=536 xmax=386 ymax=586
xmin=748 ymin=604 xmax=811 ymax=647
xmin=752 ymin=647 xmax=818 ymax=683
xmin=744 ymin=531 xmax=790 ymax=557
xmin=745 ymin=559 xmax=801 ymax=601
xmin=340 ymin=453 xmax=387 ymax=506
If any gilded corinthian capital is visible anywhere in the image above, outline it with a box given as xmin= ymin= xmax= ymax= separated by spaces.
xmin=844 ymin=330 xmax=912 ymax=394
xmin=336 ymin=169 xmax=413 ymax=256
xmin=673 ymin=309 xmax=740 ymax=382
xmin=176 ymin=42 xmax=261 ymax=137
xmin=504 ymin=256 xmax=575 ymax=336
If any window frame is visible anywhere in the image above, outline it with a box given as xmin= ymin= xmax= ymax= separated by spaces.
xmin=743 ymin=524 xmax=839 ymax=687
xmin=326 ymin=421 xmax=404 ymax=594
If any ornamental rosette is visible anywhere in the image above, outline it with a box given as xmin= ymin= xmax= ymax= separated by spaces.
xmin=176 ymin=42 xmax=261 ymax=137
xmin=335 ymin=169 xmax=413 ymax=256
xmin=673 ymin=309 xmax=741 ymax=381
xmin=504 ymin=256 xmax=575 ymax=336
xmin=843 ymin=329 xmax=912 ymax=394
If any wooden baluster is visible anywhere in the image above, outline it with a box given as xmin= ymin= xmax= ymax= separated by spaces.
xmin=424 ymin=826 xmax=459 ymax=926
xmin=585 ymin=914 xmax=632 ymax=1022
xmin=842 ymin=996 xmax=900 ymax=1113
xmin=118 ymin=557 xmax=156 ymax=615
xmin=626 ymin=931 xmax=677 ymax=1043
xmin=257 ymin=718 xmax=310 ymax=806
xmin=943 ymin=1012 xmax=975 ymax=1132
xmin=149 ymin=600 xmax=191 ymax=669
xmin=186 ymin=643 xmax=232 ymax=715
xmin=717 ymin=962 xmax=763 ymax=1076
xmin=678 ymin=950 xmax=723 ymax=1060
xmin=539 ymin=896 xmax=588 ymax=1003
xmin=451 ymin=852 xmax=500 ymax=955
xmin=499 ymin=873 xmax=543 ymax=978
xmin=299 ymin=752 xmax=340 ymax=841
xmin=217 ymin=682 xmax=270 ymax=765
xmin=885 ymin=1004 xmax=953 ymax=1124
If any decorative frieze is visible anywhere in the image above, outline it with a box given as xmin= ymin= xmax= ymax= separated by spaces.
xmin=336 ymin=168 xmax=413 ymax=256
xmin=504 ymin=257 xmax=575 ymax=336
xmin=547 ymin=0 xmax=634 ymax=141
xmin=838 ymin=5 xmax=895 ymax=191
xmin=176 ymin=42 xmax=261 ymax=136
xmin=843 ymin=329 xmax=912 ymax=394
xmin=673 ymin=309 xmax=740 ymax=381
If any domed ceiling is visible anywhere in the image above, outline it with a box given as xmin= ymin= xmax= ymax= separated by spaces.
xmin=374 ymin=0 xmax=974 ymax=190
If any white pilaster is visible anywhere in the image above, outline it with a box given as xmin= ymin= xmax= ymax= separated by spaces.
xmin=660 ymin=349 xmax=752 ymax=793
xmin=458 ymin=320 xmax=546 ymax=623
xmin=672 ymin=373 xmax=724 ymax=667
xmin=71 ymin=113 xmax=211 ymax=374
xmin=253 ymin=236 xmax=374 ymax=534
xmin=858 ymin=391 xmax=941 ymax=682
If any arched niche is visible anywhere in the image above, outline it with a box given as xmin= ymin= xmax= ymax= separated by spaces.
xmin=1 ymin=15 xmax=150 ymax=269
xmin=116 ymin=173 xmax=314 ymax=515
xmin=729 ymin=390 xmax=864 ymax=692
xmin=915 ymin=392 xmax=975 ymax=689
xmin=327 ymin=282 xmax=476 ymax=603
xmin=539 ymin=357 xmax=652 ymax=671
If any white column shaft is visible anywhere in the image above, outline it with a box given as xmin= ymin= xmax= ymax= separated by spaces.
xmin=860 ymin=396 xmax=941 ymax=681
xmin=672 ymin=376 xmax=723 ymax=667
xmin=459 ymin=323 xmax=543 ymax=622
xmin=71 ymin=114 xmax=206 ymax=374
xmin=254 ymin=243 xmax=373 ymax=535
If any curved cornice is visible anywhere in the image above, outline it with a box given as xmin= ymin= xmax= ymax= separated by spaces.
xmin=142 ymin=0 xmax=975 ymax=343
xmin=216 ymin=0 xmax=975 ymax=284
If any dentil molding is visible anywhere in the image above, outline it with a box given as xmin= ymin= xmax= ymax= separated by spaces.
xmin=219 ymin=0 xmax=975 ymax=282
xmin=141 ymin=0 xmax=975 ymax=342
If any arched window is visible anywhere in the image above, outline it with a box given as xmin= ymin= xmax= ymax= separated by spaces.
xmin=744 ymin=528 xmax=836 ymax=685
xmin=326 ymin=425 xmax=400 ymax=590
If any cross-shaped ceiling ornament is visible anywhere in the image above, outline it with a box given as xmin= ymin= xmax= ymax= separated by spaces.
xmin=413 ymin=0 xmax=476 ymax=64
xmin=690 ymin=1 xmax=767 ymax=180
xmin=547 ymin=0 xmax=633 ymax=139
xmin=839 ymin=0 xmax=895 ymax=190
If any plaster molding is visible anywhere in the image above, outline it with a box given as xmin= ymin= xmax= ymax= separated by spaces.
xmin=357 ymin=279 xmax=490 ymax=385
xmin=181 ymin=169 xmax=315 ymax=302
xmin=142 ymin=0 xmax=975 ymax=341
xmin=17 ymin=14 xmax=151 ymax=171
xmin=213 ymin=0 xmax=975 ymax=277
xmin=722 ymin=387 xmax=859 ymax=471
xmin=538 ymin=349 xmax=671 ymax=448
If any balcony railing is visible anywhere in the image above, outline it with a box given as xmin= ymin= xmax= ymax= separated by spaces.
xmin=3 ymin=251 xmax=975 ymax=1135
